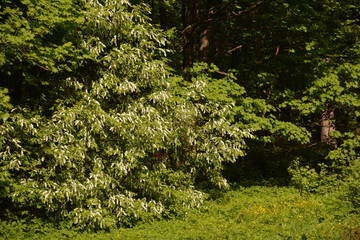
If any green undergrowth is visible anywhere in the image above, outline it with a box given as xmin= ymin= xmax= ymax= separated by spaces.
xmin=1 ymin=186 xmax=359 ymax=240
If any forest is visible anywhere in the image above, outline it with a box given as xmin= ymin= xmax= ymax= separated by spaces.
xmin=0 ymin=0 xmax=359 ymax=239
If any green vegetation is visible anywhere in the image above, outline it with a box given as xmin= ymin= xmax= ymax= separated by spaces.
xmin=1 ymin=186 xmax=359 ymax=239
xmin=0 ymin=0 xmax=359 ymax=238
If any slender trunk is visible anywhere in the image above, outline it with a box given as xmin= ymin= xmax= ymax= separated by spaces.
xmin=356 ymin=116 xmax=360 ymax=137
xmin=356 ymin=128 xmax=360 ymax=137
xmin=199 ymin=1 xmax=217 ymax=62
xmin=199 ymin=28 xmax=210 ymax=61
xmin=320 ymin=108 xmax=336 ymax=146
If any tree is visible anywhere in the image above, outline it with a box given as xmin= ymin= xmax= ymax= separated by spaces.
xmin=0 ymin=0 xmax=84 ymax=113
xmin=0 ymin=0 xmax=251 ymax=229
xmin=145 ymin=0 xmax=359 ymax=179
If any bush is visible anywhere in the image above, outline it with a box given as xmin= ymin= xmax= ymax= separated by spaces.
xmin=289 ymin=136 xmax=360 ymax=213
xmin=3 ymin=186 xmax=358 ymax=239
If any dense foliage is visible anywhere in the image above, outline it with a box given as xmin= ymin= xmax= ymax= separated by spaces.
xmin=1 ymin=187 xmax=359 ymax=239
xmin=0 ymin=0 xmax=251 ymax=229
xmin=0 ymin=0 xmax=359 ymax=233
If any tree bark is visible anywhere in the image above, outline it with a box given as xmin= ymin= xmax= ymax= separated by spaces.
xmin=182 ymin=0 xmax=200 ymax=70
xmin=182 ymin=0 xmax=220 ymax=72
xmin=320 ymin=108 xmax=336 ymax=146
xmin=356 ymin=116 xmax=360 ymax=137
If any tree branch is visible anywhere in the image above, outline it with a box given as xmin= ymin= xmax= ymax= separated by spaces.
xmin=227 ymin=45 xmax=244 ymax=54
xmin=19 ymin=48 xmax=50 ymax=71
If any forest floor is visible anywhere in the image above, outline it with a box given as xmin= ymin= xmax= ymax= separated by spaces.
xmin=1 ymin=186 xmax=360 ymax=240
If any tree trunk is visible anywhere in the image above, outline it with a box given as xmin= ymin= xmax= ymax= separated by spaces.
xmin=320 ymin=108 xmax=336 ymax=146
xmin=182 ymin=0 xmax=200 ymax=71
xmin=199 ymin=28 xmax=210 ymax=62
xmin=356 ymin=116 xmax=360 ymax=137
xmin=182 ymin=0 xmax=219 ymax=73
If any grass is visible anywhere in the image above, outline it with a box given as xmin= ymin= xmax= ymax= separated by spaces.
xmin=1 ymin=186 xmax=359 ymax=239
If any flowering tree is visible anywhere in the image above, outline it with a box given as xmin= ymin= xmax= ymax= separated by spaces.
xmin=0 ymin=0 xmax=251 ymax=229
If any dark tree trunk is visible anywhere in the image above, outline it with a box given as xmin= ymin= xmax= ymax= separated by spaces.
xmin=182 ymin=0 xmax=220 ymax=74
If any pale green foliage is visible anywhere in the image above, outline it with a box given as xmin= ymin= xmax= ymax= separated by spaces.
xmin=289 ymin=136 xmax=360 ymax=211
xmin=0 ymin=0 xmax=84 ymax=73
xmin=239 ymin=97 xmax=312 ymax=144
xmin=188 ymin=63 xmax=311 ymax=145
xmin=288 ymin=158 xmax=328 ymax=193
xmin=0 ymin=88 xmax=11 ymax=121
xmin=0 ymin=88 xmax=12 ymax=199
xmin=0 ymin=0 xmax=251 ymax=229
xmin=327 ymin=136 xmax=360 ymax=210
xmin=287 ymin=63 xmax=360 ymax=115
